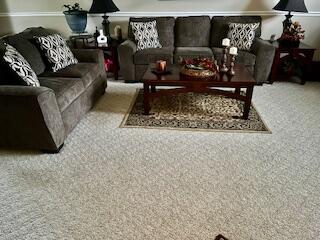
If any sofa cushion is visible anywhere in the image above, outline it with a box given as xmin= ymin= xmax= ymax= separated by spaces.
xmin=130 ymin=20 xmax=162 ymax=50
xmin=38 ymin=77 xmax=85 ymax=112
xmin=35 ymin=34 xmax=78 ymax=72
xmin=175 ymin=16 xmax=211 ymax=47
xmin=228 ymin=23 xmax=260 ymax=51
xmin=39 ymin=63 xmax=100 ymax=88
xmin=174 ymin=47 xmax=213 ymax=63
xmin=0 ymin=40 xmax=18 ymax=85
xmin=134 ymin=47 xmax=174 ymax=65
xmin=210 ymin=16 xmax=262 ymax=48
xmin=212 ymin=47 xmax=256 ymax=66
xmin=3 ymin=32 xmax=47 ymax=75
xmin=129 ymin=17 xmax=175 ymax=47
xmin=1 ymin=44 xmax=40 ymax=87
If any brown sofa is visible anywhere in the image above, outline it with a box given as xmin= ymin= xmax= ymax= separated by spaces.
xmin=118 ymin=16 xmax=276 ymax=84
xmin=0 ymin=27 xmax=107 ymax=152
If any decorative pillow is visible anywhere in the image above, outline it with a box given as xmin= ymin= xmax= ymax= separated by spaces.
xmin=35 ymin=34 xmax=78 ymax=72
xmin=130 ymin=20 xmax=162 ymax=50
xmin=228 ymin=23 xmax=260 ymax=51
xmin=1 ymin=44 xmax=40 ymax=87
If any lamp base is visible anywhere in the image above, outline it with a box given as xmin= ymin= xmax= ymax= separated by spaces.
xmin=102 ymin=14 xmax=112 ymax=44
xmin=102 ymin=14 xmax=110 ymax=37
xmin=283 ymin=11 xmax=293 ymax=31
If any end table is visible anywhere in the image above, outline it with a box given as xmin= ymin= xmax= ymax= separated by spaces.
xmin=69 ymin=34 xmax=95 ymax=48
xmin=70 ymin=36 xmax=121 ymax=80
xmin=269 ymin=42 xmax=315 ymax=85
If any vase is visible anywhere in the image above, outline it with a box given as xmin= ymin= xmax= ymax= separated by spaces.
xmin=63 ymin=10 xmax=87 ymax=34
xmin=97 ymin=30 xmax=108 ymax=46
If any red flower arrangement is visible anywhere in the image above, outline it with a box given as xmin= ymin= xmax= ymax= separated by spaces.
xmin=179 ymin=57 xmax=220 ymax=80
xmin=280 ymin=22 xmax=305 ymax=42
xmin=180 ymin=57 xmax=219 ymax=72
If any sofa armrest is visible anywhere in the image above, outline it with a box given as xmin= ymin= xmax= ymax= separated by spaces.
xmin=72 ymin=49 xmax=107 ymax=78
xmin=0 ymin=86 xmax=65 ymax=151
xmin=252 ymin=38 xmax=276 ymax=84
xmin=118 ymin=40 xmax=137 ymax=81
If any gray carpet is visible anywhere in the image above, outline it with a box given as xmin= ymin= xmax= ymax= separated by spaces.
xmin=0 ymin=81 xmax=320 ymax=240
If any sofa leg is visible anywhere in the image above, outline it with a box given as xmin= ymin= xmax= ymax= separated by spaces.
xmin=41 ymin=143 xmax=64 ymax=154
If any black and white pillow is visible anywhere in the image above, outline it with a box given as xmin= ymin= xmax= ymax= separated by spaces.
xmin=35 ymin=34 xmax=78 ymax=72
xmin=130 ymin=20 xmax=162 ymax=51
xmin=228 ymin=23 xmax=260 ymax=51
xmin=2 ymin=44 xmax=40 ymax=87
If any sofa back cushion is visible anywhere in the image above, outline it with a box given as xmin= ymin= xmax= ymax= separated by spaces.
xmin=210 ymin=16 xmax=262 ymax=48
xmin=3 ymin=32 xmax=46 ymax=76
xmin=0 ymin=39 xmax=17 ymax=85
xmin=22 ymin=27 xmax=55 ymax=37
xmin=0 ymin=44 xmax=40 ymax=86
xmin=3 ymin=27 xmax=56 ymax=75
xmin=128 ymin=17 xmax=175 ymax=47
xmin=3 ymin=28 xmax=54 ymax=76
xmin=175 ymin=16 xmax=211 ymax=47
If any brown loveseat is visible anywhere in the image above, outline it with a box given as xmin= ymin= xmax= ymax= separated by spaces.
xmin=0 ymin=27 xmax=107 ymax=152
xmin=118 ymin=16 xmax=275 ymax=85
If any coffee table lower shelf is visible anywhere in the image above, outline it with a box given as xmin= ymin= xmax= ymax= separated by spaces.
xmin=143 ymin=85 xmax=253 ymax=120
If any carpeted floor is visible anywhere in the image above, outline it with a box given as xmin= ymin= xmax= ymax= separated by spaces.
xmin=0 ymin=81 xmax=320 ymax=240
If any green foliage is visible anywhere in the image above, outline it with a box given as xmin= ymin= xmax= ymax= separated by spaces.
xmin=63 ymin=3 xmax=83 ymax=12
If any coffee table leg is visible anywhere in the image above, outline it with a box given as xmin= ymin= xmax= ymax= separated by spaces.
xmin=243 ymin=86 xmax=253 ymax=120
xmin=144 ymin=83 xmax=150 ymax=115
xmin=151 ymin=85 xmax=156 ymax=93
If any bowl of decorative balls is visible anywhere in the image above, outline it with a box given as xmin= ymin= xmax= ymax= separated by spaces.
xmin=180 ymin=57 xmax=220 ymax=81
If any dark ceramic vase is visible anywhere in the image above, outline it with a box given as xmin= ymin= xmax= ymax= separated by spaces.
xmin=63 ymin=10 xmax=88 ymax=33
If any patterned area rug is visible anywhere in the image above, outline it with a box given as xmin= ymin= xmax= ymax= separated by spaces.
xmin=121 ymin=89 xmax=270 ymax=133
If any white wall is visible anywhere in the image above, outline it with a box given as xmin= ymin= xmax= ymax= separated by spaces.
xmin=0 ymin=0 xmax=319 ymax=59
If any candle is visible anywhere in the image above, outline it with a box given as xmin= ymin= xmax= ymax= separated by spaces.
xmin=222 ymin=38 xmax=230 ymax=47
xmin=229 ymin=46 xmax=238 ymax=55
xmin=114 ymin=25 xmax=122 ymax=41
xmin=156 ymin=60 xmax=167 ymax=72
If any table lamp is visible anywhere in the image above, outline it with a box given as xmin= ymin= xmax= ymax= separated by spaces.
xmin=89 ymin=0 xmax=119 ymax=37
xmin=273 ymin=0 xmax=308 ymax=31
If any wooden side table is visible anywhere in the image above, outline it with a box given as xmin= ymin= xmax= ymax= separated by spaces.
xmin=69 ymin=34 xmax=95 ymax=48
xmin=89 ymin=40 xmax=120 ymax=80
xmin=70 ymin=35 xmax=121 ymax=80
xmin=269 ymin=42 xmax=315 ymax=85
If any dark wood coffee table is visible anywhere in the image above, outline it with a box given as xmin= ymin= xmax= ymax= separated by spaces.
xmin=142 ymin=64 xmax=256 ymax=119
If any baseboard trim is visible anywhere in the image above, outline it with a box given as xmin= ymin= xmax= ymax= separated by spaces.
xmin=0 ymin=11 xmax=320 ymax=18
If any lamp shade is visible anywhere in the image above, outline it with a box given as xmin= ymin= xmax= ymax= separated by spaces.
xmin=89 ymin=0 xmax=119 ymax=14
xmin=273 ymin=0 xmax=308 ymax=13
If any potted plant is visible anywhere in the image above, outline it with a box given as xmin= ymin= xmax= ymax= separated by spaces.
xmin=279 ymin=22 xmax=305 ymax=48
xmin=63 ymin=3 xmax=88 ymax=33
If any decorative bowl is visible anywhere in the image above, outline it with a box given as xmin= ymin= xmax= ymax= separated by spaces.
xmin=180 ymin=57 xmax=219 ymax=80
